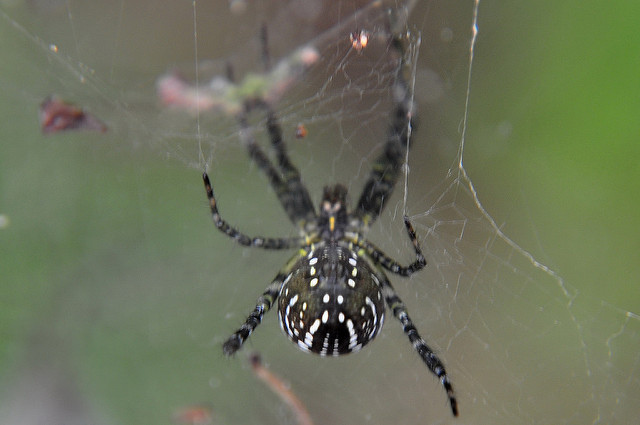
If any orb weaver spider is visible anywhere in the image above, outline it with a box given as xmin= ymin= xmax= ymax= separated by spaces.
xmin=202 ymin=31 xmax=458 ymax=417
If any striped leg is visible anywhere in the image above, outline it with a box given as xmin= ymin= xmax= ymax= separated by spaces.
xmin=347 ymin=215 xmax=426 ymax=276
xmin=380 ymin=275 xmax=459 ymax=417
xmin=264 ymin=106 xmax=316 ymax=226
xmin=233 ymin=23 xmax=316 ymax=227
xmin=223 ymin=275 xmax=284 ymax=356
xmin=203 ymin=172 xmax=305 ymax=249
xmin=237 ymin=102 xmax=316 ymax=228
xmin=354 ymin=37 xmax=413 ymax=228
xmin=354 ymin=96 xmax=410 ymax=226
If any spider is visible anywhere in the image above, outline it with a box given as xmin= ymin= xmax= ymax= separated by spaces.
xmin=202 ymin=33 xmax=458 ymax=417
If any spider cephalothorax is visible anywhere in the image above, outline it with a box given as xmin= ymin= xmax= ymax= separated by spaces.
xmin=202 ymin=27 xmax=458 ymax=417
xmin=318 ymin=184 xmax=348 ymax=239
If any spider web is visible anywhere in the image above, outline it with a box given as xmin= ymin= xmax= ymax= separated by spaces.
xmin=0 ymin=1 xmax=638 ymax=425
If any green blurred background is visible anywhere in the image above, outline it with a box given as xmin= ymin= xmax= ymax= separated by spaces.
xmin=467 ymin=1 xmax=640 ymax=313
xmin=1 ymin=1 xmax=638 ymax=424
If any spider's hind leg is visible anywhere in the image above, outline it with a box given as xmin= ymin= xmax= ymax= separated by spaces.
xmin=222 ymin=270 xmax=286 ymax=356
xmin=378 ymin=272 xmax=459 ymax=417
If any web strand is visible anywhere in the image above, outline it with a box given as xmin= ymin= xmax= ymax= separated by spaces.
xmin=192 ymin=0 xmax=204 ymax=169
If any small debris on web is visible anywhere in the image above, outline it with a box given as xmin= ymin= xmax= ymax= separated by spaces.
xmin=295 ymin=123 xmax=308 ymax=139
xmin=39 ymin=96 xmax=107 ymax=134
xmin=349 ymin=29 xmax=370 ymax=52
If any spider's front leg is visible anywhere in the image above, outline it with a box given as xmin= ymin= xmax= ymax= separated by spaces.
xmin=237 ymin=103 xmax=317 ymax=228
xmin=353 ymin=35 xmax=414 ymax=228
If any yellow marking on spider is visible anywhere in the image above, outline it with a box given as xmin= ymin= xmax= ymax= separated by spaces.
xmin=362 ymin=215 xmax=372 ymax=227
xmin=330 ymin=216 xmax=335 ymax=232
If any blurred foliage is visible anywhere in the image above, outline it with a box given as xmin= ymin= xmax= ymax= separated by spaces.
xmin=467 ymin=0 xmax=639 ymax=311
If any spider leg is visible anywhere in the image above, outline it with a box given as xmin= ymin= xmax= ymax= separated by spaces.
xmin=347 ymin=215 xmax=425 ymax=276
xmin=203 ymin=172 xmax=306 ymax=249
xmin=238 ymin=101 xmax=317 ymax=228
xmin=222 ymin=272 xmax=285 ymax=356
xmin=354 ymin=34 xmax=413 ymax=228
xmin=265 ymin=105 xmax=317 ymax=224
xmin=377 ymin=271 xmax=458 ymax=417
xmin=260 ymin=22 xmax=271 ymax=73
xmin=354 ymin=92 xmax=410 ymax=227
xmin=230 ymin=22 xmax=315 ymax=228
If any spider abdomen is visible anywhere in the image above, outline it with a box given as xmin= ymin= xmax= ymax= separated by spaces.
xmin=278 ymin=244 xmax=385 ymax=356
